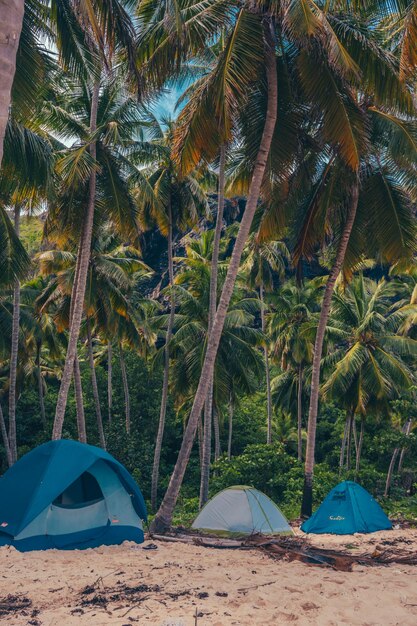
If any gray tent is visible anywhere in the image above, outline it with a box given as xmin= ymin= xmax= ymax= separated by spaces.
xmin=192 ymin=486 xmax=292 ymax=536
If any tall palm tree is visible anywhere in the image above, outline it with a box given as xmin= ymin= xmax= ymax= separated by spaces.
xmin=170 ymin=231 xmax=263 ymax=502
xmin=21 ymin=276 xmax=65 ymax=426
xmin=8 ymin=205 xmax=22 ymax=463
xmin=107 ymin=340 xmax=113 ymax=423
xmin=385 ymin=416 xmax=414 ymax=496
xmin=1 ymin=0 xmax=141 ymax=166
xmin=145 ymin=0 xmax=417 ymax=531
xmin=135 ymin=121 xmax=210 ymax=511
xmin=300 ymin=101 xmax=416 ymax=516
xmin=170 ymin=236 xmax=263 ymax=416
xmin=322 ymin=276 xmax=417 ymax=473
xmin=148 ymin=3 xmax=278 ymax=534
xmin=269 ymin=280 xmax=319 ymax=460
xmin=44 ymin=73 xmax=153 ymax=439
xmin=242 ymin=234 xmax=289 ymax=445
xmin=201 ymin=151 xmax=226 ymax=507
xmin=1 ymin=109 xmax=53 ymax=461
xmin=46 ymin=0 xmax=142 ymax=438
xmin=38 ymin=230 xmax=149 ymax=444
xmin=0 ymin=0 xmax=25 ymax=168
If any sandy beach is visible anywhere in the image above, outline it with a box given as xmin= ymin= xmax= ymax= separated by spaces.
xmin=1 ymin=528 xmax=417 ymax=625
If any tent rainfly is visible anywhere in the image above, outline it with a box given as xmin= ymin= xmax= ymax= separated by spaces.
xmin=0 ymin=440 xmax=147 ymax=551
xmin=192 ymin=486 xmax=293 ymax=536
xmin=301 ymin=481 xmax=392 ymax=535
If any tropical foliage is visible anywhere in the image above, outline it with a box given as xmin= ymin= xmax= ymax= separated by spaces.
xmin=0 ymin=0 xmax=416 ymax=529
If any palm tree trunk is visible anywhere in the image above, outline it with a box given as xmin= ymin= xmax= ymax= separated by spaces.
xmin=0 ymin=0 xmax=25 ymax=167
xmin=339 ymin=410 xmax=350 ymax=472
xmin=119 ymin=342 xmax=131 ymax=435
xmin=227 ymin=395 xmax=233 ymax=460
xmin=384 ymin=447 xmax=400 ymax=497
xmin=297 ymin=365 xmax=303 ymax=462
xmin=70 ymin=229 xmax=86 ymax=442
xmin=107 ymin=341 xmax=112 ymax=423
xmin=36 ymin=347 xmax=46 ymax=426
xmin=301 ymin=179 xmax=359 ymax=518
xmin=398 ymin=418 xmax=412 ymax=472
xmin=151 ymin=206 xmax=175 ymax=511
xmin=0 ymin=401 xmax=12 ymax=468
xmin=352 ymin=418 xmax=358 ymax=460
xmin=200 ymin=144 xmax=226 ymax=507
xmin=346 ymin=410 xmax=354 ymax=471
xmin=384 ymin=419 xmax=411 ymax=495
xmin=260 ymin=283 xmax=273 ymax=445
xmin=73 ymin=353 xmax=87 ymax=443
xmin=213 ymin=404 xmax=221 ymax=461
xmin=87 ymin=318 xmax=105 ymax=449
xmin=150 ymin=22 xmax=278 ymax=534
xmin=200 ymin=388 xmax=213 ymax=506
xmin=52 ymin=78 xmax=100 ymax=440
xmin=8 ymin=203 xmax=20 ymax=464
xmin=355 ymin=415 xmax=364 ymax=477
xmin=198 ymin=415 xmax=203 ymax=468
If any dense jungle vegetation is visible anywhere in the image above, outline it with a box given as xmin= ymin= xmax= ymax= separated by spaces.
xmin=0 ymin=0 xmax=416 ymax=527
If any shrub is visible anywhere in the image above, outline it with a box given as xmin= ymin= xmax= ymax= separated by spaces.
xmin=210 ymin=443 xmax=297 ymax=502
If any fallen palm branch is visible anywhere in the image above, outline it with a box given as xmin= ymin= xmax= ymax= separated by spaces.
xmin=150 ymin=532 xmax=417 ymax=572
xmin=0 ymin=594 xmax=32 ymax=615
xmin=152 ymin=532 xmax=248 ymax=549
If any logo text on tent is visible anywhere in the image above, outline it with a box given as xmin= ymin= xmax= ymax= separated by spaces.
xmin=329 ymin=515 xmax=345 ymax=521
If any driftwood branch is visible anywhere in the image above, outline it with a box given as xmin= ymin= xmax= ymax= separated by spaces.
xmin=148 ymin=532 xmax=417 ymax=572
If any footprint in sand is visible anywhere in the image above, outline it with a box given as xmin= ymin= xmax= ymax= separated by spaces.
xmin=301 ymin=602 xmax=320 ymax=611
xmin=273 ymin=611 xmax=299 ymax=622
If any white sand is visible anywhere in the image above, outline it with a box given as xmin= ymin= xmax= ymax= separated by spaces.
xmin=1 ymin=528 xmax=417 ymax=625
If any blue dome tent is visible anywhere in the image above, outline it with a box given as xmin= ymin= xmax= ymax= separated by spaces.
xmin=301 ymin=481 xmax=392 ymax=535
xmin=0 ymin=440 xmax=147 ymax=551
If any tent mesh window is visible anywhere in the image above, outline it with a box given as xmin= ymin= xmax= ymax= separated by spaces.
xmin=53 ymin=472 xmax=104 ymax=508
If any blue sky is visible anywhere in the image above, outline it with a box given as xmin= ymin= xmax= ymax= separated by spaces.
xmin=151 ymin=85 xmax=185 ymax=122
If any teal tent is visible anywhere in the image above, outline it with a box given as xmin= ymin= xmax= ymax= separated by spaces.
xmin=301 ymin=481 xmax=392 ymax=535
xmin=192 ymin=486 xmax=293 ymax=536
xmin=0 ymin=440 xmax=147 ymax=551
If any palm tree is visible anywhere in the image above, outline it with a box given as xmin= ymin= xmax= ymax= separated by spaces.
xmin=107 ymin=341 xmax=113 ymax=423
xmin=135 ymin=121 xmax=210 ymax=511
xmin=268 ymin=280 xmax=319 ymax=460
xmin=38 ymin=229 xmax=149 ymax=444
xmin=171 ymin=232 xmax=263 ymax=486
xmin=170 ymin=237 xmax=263 ymax=416
xmin=1 ymin=110 xmax=53 ymax=462
xmin=272 ymin=412 xmax=304 ymax=456
xmin=146 ymin=0 xmax=417 ymax=531
xmin=0 ymin=205 xmax=29 ymax=288
xmin=292 ymin=18 xmax=416 ymax=511
xmin=21 ymin=276 xmax=65 ymax=427
xmin=148 ymin=3 xmax=278 ymax=534
xmin=85 ymin=317 xmax=106 ymax=448
xmin=0 ymin=0 xmax=25 ymax=167
xmin=45 ymin=0 xmax=141 ymax=438
xmin=8 ymin=204 xmax=22 ymax=463
xmin=43 ymin=72 xmax=153 ymax=439
xmin=175 ymin=228 xmax=232 ymax=503
xmin=1 ymin=0 xmax=142 ymax=167
xmin=382 ymin=0 xmax=417 ymax=83
xmin=322 ymin=276 xmax=417 ymax=474
xmin=242 ymin=234 xmax=289 ymax=445
xmin=201 ymin=152 xmax=226 ymax=507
